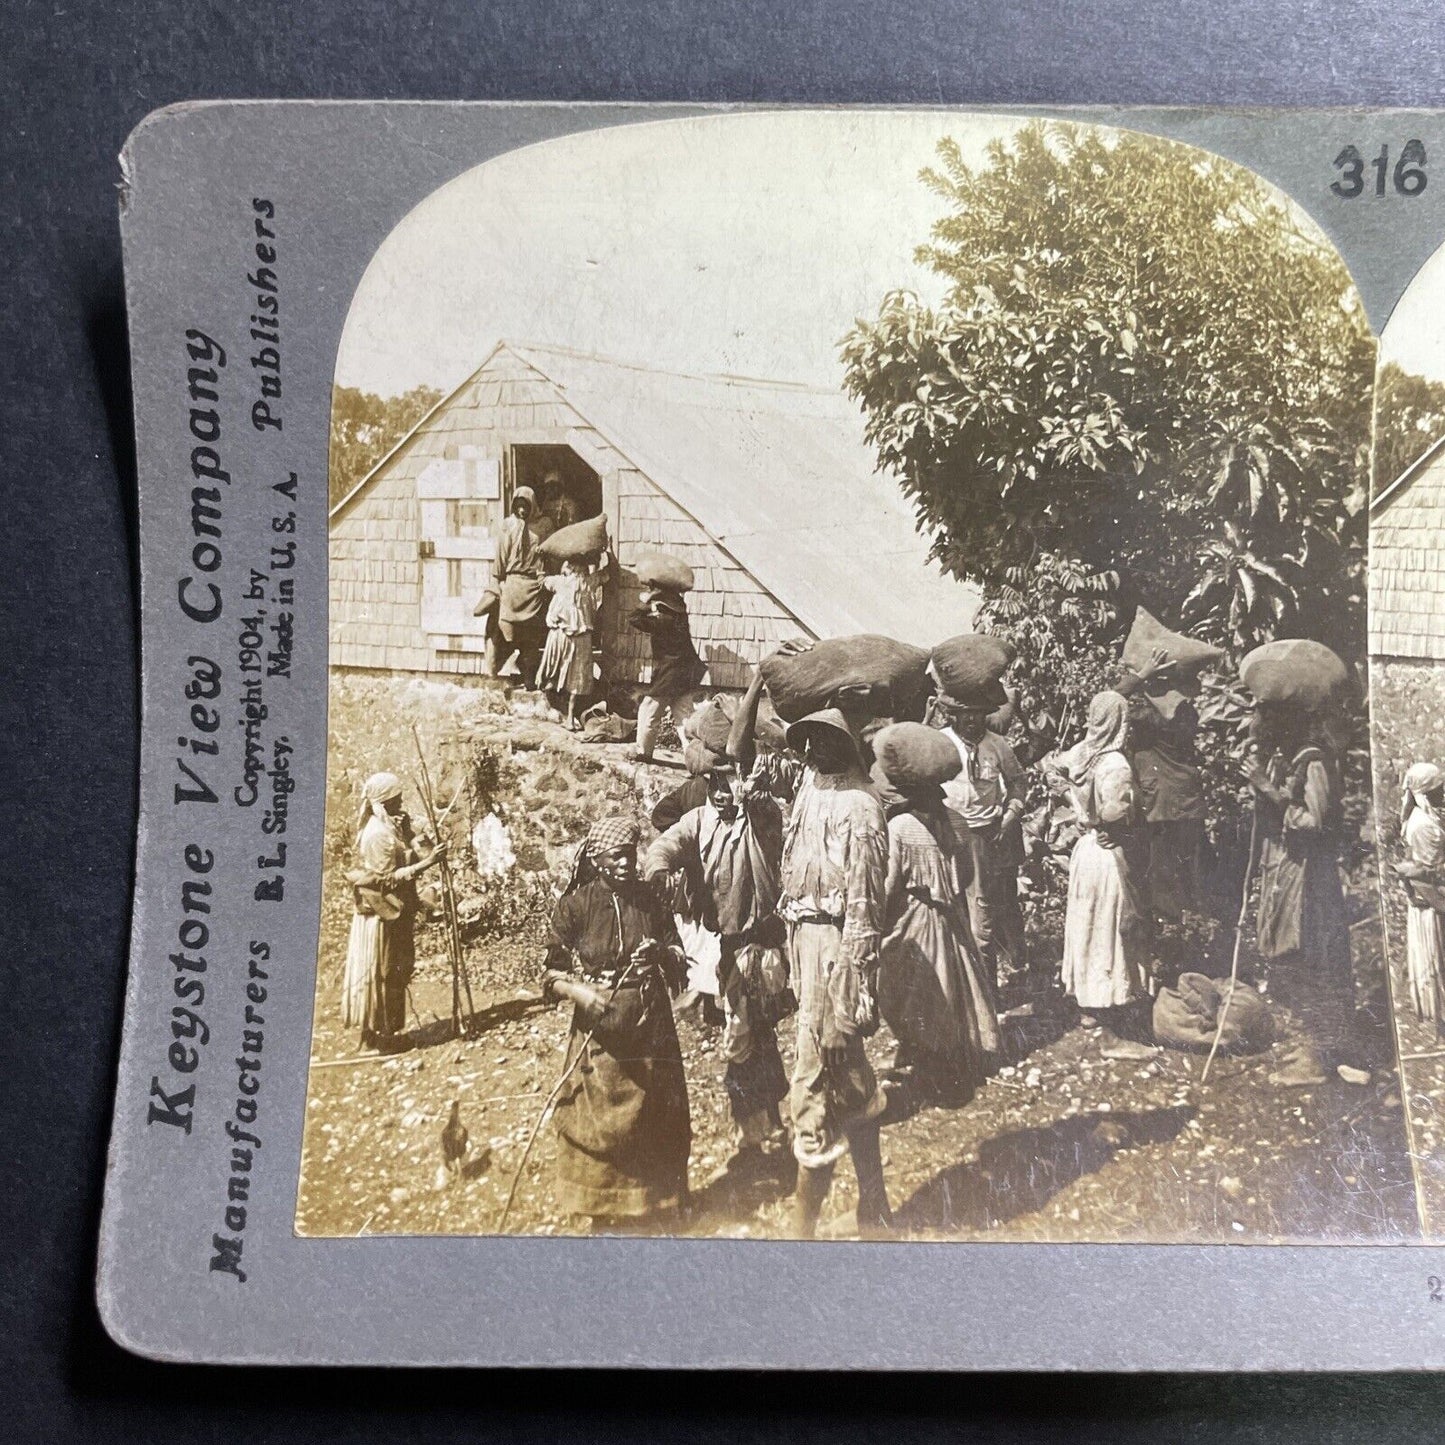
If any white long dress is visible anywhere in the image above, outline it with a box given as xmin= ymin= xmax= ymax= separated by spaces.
xmin=1060 ymin=751 xmax=1152 ymax=1011
xmin=1404 ymin=804 xmax=1445 ymax=1021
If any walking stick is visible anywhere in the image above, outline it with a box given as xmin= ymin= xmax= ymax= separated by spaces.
xmin=495 ymin=950 xmax=644 ymax=1233
xmin=1201 ymin=805 xmax=1262 ymax=1084
xmin=411 ymin=724 xmax=478 ymax=1039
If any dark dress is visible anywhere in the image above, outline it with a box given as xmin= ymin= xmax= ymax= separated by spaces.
xmin=545 ymin=877 xmax=692 ymax=1218
xmin=1131 ymin=700 xmax=1209 ymax=921
xmin=1255 ymin=746 xmax=1353 ymax=1054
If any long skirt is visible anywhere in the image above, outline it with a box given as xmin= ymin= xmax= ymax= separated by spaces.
xmin=341 ymin=912 xmax=412 ymax=1039
xmin=1061 ymin=830 xmax=1151 ymax=1011
xmin=1146 ymin=818 xmax=1207 ymax=921
xmin=1407 ymin=902 xmax=1445 ymax=1021
xmin=879 ymin=898 xmax=998 ymax=1102
xmin=553 ymin=966 xmax=692 ymax=1218
xmin=536 ymin=627 xmax=595 ymax=696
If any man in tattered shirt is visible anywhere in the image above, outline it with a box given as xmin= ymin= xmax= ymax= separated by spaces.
xmin=777 ymin=707 xmax=892 ymax=1237
xmin=644 ymin=745 xmax=793 ymax=1159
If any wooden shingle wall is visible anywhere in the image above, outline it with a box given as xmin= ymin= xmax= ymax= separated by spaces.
xmin=331 ymin=345 xmax=805 ymax=688
xmin=1372 ymin=445 xmax=1445 ymax=662
xmin=612 ymin=465 xmax=805 ymax=691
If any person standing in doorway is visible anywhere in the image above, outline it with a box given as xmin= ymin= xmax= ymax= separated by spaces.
xmin=493 ymin=486 xmax=548 ymax=684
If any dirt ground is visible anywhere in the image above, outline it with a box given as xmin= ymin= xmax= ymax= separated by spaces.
xmin=295 ymin=672 xmax=1422 ymax=1243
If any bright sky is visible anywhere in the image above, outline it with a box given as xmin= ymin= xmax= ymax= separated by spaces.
xmin=1380 ymin=238 xmax=1445 ymax=383
xmin=335 ymin=110 xmax=1029 ymax=398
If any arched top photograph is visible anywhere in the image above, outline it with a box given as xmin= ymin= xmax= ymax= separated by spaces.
xmin=297 ymin=109 xmax=1408 ymax=1248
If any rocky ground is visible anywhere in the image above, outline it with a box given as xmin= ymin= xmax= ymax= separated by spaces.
xmin=295 ymin=672 xmax=1422 ymax=1243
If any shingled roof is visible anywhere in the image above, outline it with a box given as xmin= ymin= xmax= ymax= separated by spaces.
xmin=1370 ymin=433 xmax=1445 ymax=660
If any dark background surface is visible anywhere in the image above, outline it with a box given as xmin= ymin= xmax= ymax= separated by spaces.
xmin=7 ymin=0 xmax=1445 ymax=1437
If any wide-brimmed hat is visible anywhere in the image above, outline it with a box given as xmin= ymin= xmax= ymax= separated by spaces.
xmin=785 ymin=707 xmax=860 ymax=756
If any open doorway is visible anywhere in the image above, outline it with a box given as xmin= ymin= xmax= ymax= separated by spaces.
xmin=510 ymin=444 xmax=602 ymax=540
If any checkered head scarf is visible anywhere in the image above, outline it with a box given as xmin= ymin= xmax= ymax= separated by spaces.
xmin=585 ymin=816 xmax=641 ymax=855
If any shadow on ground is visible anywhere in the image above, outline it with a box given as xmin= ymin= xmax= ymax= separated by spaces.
xmin=899 ymin=1103 xmax=1196 ymax=1232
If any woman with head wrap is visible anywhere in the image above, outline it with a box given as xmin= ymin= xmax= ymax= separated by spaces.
xmin=493 ymin=487 xmax=549 ymax=682
xmin=541 ymin=816 xmax=693 ymax=1225
xmin=1045 ymin=692 xmax=1156 ymax=1056
xmin=1397 ymin=763 xmax=1445 ymax=1025
xmin=341 ymin=772 xmax=447 ymax=1049
xmin=870 ymin=723 xmax=999 ymax=1112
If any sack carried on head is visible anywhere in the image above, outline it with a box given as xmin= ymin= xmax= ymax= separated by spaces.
xmin=1122 ymin=607 xmax=1225 ymax=679
xmin=872 ymin=721 xmax=962 ymax=792
xmin=538 ymin=513 xmax=608 ymax=563
xmin=1152 ymin=972 xmax=1272 ymax=1053
xmin=929 ymin=633 xmax=1013 ymax=709
xmin=630 ymin=547 xmax=694 ymax=593
xmin=760 ymin=635 xmax=930 ymax=724
xmin=1239 ymin=638 xmax=1350 ymax=712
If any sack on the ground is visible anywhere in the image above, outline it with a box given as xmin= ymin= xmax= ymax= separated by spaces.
xmin=538 ymin=513 xmax=608 ymax=563
xmin=872 ymin=721 xmax=962 ymax=791
xmin=760 ymin=635 xmax=930 ymax=724
xmin=1122 ymin=606 xmax=1225 ymax=677
xmin=1239 ymin=639 xmax=1350 ymax=712
xmin=580 ymin=710 xmax=636 ymax=744
xmin=630 ymin=548 xmax=695 ymax=592
xmin=1152 ymin=972 xmax=1272 ymax=1053
xmin=929 ymin=633 xmax=1013 ymax=708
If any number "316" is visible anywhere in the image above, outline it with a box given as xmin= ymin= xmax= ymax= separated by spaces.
xmin=1333 ymin=142 xmax=1427 ymax=199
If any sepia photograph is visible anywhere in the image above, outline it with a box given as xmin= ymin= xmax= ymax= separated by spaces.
xmin=296 ymin=111 xmax=1413 ymax=1244
xmin=1368 ymin=232 xmax=1445 ymax=1236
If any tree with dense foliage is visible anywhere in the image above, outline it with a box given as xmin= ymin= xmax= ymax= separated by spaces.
xmin=1373 ymin=361 xmax=1445 ymax=494
xmin=840 ymin=122 xmax=1376 ymax=715
xmin=329 ymin=383 xmax=444 ymax=509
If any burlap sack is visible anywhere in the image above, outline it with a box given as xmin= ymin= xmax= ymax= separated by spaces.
xmin=1152 ymin=972 xmax=1272 ymax=1053
xmin=537 ymin=513 xmax=608 ymax=562
xmin=760 ymin=635 xmax=930 ymax=724
xmin=871 ymin=721 xmax=962 ymax=791
xmin=929 ymin=633 xmax=1013 ymax=707
xmin=630 ymin=548 xmax=694 ymax=592
xmin=1239 ymin=639 xmax=1350 ymax=711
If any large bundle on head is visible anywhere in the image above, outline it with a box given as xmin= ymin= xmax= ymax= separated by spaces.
xmin=871 ymin=721 xmax=962 ymax=792
xmin=1122 ymin=607 xmax=1225 ymax=679
xmin=1239 ymin=638 xmax=1351 ymax=712
xmin=630 ymin=548 xmax=694 ymax=593
xmin=760 ymin=635 xmax=930 ymax=724
xmin=690 ymin=699 xmax=734 ymax=758
xmin=929 ymin=633 xmax=1014 ymax=709
xmin=537 ymin=512 xmax=608 ymax=563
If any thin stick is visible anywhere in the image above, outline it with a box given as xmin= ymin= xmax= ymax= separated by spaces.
xmin=412 ymin=725 xmax=477 ymax=1036
xmin=309 ymin=1051 xmax=386 ymax=1070
xmin=496 ymin=953 xmax=642 ymax=1233
xmin=1201 ymin=807 xmax=1261 ymax=1085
